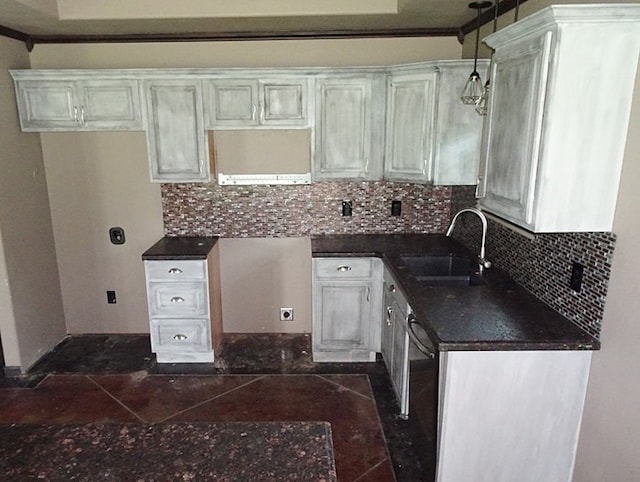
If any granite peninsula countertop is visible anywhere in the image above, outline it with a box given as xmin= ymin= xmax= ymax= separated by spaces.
xmin=312 ymin=234 xmax=599 ymax=351
xmin=0 ymin=422 xmax=337 ymax=481
xmin=142 ymin=236 xmax=218 ymax=260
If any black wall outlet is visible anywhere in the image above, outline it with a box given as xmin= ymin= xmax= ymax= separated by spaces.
xmin=342 ymin=201 xmax=353 ymax=217
xmin=107 ymin=290 xmax=117 ymax=304
xmin=391 ymin=200 xmax=402 ymax=216
xmin=109 ymin=227 xmax=125 ymax=245
xmin=570 ymin=262 xmax=584 ymax=292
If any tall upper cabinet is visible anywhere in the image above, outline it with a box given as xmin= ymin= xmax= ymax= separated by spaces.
xmin=479 ymin=5 xmax=640 ymax=232
xmin=385 ymin=61 xmax=488 ymax=184
xmin=313 ymin=75 xmax=386 ymax=180
xmin=144 ymin=80 xmax=209 ymax=182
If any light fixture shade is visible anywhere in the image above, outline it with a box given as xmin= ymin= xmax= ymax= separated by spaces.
xmin=475 ymin=80 xmax=490 ymax=115
xmin=461 ymin=71 xmax=483 ymax=105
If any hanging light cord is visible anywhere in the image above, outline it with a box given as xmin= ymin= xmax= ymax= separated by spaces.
xmin=473 ymin=7 xmax=481 ymax=74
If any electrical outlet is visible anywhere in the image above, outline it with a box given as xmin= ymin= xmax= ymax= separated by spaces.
xmin=570 ymin=262 xmax=584 ymax=292
xmin=280 ymin=308 xmax=294 ymax=321
xmin=107 ymin=290 xmax=117 ymax=304
xmin=391 ymin=200 xmax=402 ymax=216
xmin=342 ymin=201 xmax=352 ymax=217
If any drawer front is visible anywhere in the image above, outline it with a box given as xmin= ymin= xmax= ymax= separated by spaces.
xmin=314 ymin=257 xmax=372 ymax=279
xmin=147 ymin=281 xmax=208 ymax=317
xmin=150 ymin=318 xmax=211 ymax=353
xmin=145 ymin=260 xmax=207 ymax=282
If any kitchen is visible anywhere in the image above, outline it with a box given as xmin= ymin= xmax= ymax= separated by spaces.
xmin=1 ymin=1 xmax=640 ymax=481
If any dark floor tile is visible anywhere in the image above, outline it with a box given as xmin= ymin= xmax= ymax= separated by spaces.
xmin=168 ymin=374 xmax=392 ymax=482
xmin=318 ymin=374 xmax=375 ymax=399
xmin=0 ymin=375 xmax=139 ymax=424
xmin=90 ymin=373 xmax=261 ymax=422
xmin=28 ymin=335 xmax=154 ymax=375
xmin=355 ymin=459 xmax=398 ymax=482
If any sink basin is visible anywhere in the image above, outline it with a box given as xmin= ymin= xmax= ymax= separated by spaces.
xmin=400 ymin=254 xmax=475 ymax=285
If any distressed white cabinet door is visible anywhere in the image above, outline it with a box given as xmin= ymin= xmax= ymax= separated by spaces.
xmin=313 ymin=281 xmax=371 ymax=349
xmin=260 ymin=79 xmax=309 ymax=126
xmin=78 ymin=79 xmax=142 ymax=129
xmin=312 ymin=257 xmax=382 ymax=362
xmin=314 ymin=77 xmax=376 ymax=180
xmin=15 ymin=79 xmax=79 ymax=130
xmin=384 ymin=73 xmax=437 ymax=182
xmin=389 ymin=298 xmax=409 ymax=416
xmin=479 ymin=33 xmax=550 ymax=225
xmin=432 ymin=61 xmax=487 ymax=185
xmin=437 ymin=350 xmax=591 ymax=482
xmin=144 ymin=80 xmax=209 ymax=182
xmin=204 ymin=80 xmax=260 ymax=127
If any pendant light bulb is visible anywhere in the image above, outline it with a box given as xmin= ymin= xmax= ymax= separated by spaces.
xmin=461 ymin=1 xmax=493 ymax=105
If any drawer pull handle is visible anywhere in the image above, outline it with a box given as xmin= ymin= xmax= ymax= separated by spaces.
xmin=336 ymin=265 xmax=352 ymax=272
xmin=173 ymin=334 xmax=188 ymax=341
xmin=168 ymin=268 xmax=183 ymax=274
xmin=170 ymin=296 xmax=185 ymax=303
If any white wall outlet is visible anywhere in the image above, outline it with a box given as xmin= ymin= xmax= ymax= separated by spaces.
xmin=280 ymin=308 xmax=294 ymax=321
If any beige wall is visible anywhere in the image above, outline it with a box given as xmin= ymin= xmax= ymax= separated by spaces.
xmin=39 ymin=132 xmax=164 ymax=333
xmin=27 ymin=37 xmax=460 ymax=335
xmin=0 ymin=36 xmax=66 ymax=370
xmin=219 ymin=238 xmax=312 ymax=333
xmin=573 ymin=58 xmax=640 ymax=482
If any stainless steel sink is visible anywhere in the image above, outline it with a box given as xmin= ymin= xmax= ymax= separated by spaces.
xmin=400 ymin=254 xmax=475 ymax=285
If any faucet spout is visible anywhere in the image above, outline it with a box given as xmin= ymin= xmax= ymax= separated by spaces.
xmin=446 ymin=207 xmax=491 ymax=274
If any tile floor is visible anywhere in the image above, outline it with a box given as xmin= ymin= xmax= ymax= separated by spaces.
xmin=0 ymin=334 xmax=426 ymax=481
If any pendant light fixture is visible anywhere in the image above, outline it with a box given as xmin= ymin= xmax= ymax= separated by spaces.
xmin=460 ymin=1 xmax=493 ymax=105
xmin=475 ymin=0 xmax=521 ymax=115
xmin=475 ymin=1 xmax=499 ymax=115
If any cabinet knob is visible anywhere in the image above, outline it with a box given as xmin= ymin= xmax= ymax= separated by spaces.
xmin=336 ymin=265 xmax=352 ymax=272
xmin=386 ymin=306 xmax=393 ymax=325
xmin=388 ymin=284 xmax=396 ymax=292
xmin=168 ymin=268 xmax=183 ymax=274
xmin=173 ymin=334 xmax=188 ymax=341
xmin=170 ymin=296 xmax=185 ymax=303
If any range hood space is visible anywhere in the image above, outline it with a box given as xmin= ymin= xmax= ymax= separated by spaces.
xmin=211 ymin=129 xmax=311 ymax=185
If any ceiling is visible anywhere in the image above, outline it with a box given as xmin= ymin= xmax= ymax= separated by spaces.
xmin=0 ymin=0 xmax=524 ymax=48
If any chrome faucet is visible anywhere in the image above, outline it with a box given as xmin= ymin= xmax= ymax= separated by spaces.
xmin=446 ymin=207 xmax=491 ymax=275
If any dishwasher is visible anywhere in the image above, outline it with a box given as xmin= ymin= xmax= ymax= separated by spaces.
xmin=407 ymin=313 xmax=439 ymax=481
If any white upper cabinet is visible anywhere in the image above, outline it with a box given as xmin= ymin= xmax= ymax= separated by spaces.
xmin=384 ymin=61 xmax=487 ymax=185
xmin=479 ymin=5 xmax=640 ymax=232
xmin=432 ymin=61 xmax=488 ymax=185
xmin=144 ymin=80 xmax=209 ymax=183
xmin=12 ymin=74 xmax=143 ymax=131
xmin=314 ymin=75 xmax=385 ymax=180
xmin=204 ymin=77 xmax=310 ymax=128
xmin=384 ymin=71 xmax=437 ymax=183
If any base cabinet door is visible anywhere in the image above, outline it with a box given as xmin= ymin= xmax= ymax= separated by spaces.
xmin=144 ymin=80 xmax=209 ymax=182
xmin=382 ymin=268 xmax=410 ymax=417
xmin=437 ymin=350 xmax=592 ymax=482
xmin=312 ymin=257 xmax=382 ymax=362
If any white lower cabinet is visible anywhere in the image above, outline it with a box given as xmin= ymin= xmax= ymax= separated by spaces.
xmin=143 ymin=247 xmax=222 ymax=363
xmin=437 ymin=350 xmax=592 ymax=482
xmin=381 ymin=268 xmax=410 ymax=417
xmin=312 ymin=257 xmax=382 ymax=362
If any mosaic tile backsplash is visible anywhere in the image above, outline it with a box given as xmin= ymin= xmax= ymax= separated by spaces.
xmin=162 ymin=181 xmax=614 ymax=339
xmin=162 ymin=181 xmax=454 ymax=237
xmin=451 ymin=214 xmax=615 ymax=339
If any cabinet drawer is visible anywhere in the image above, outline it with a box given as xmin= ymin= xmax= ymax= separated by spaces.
xmin=145 ymin=260 xmax=207 ymax=281
xmin=147 ymin=282 xmax=208 ymax=317
xmin=314 ymin=258 xmax=372 ymax=279
xmin=150 ymin=318 xmax=211 ymax=353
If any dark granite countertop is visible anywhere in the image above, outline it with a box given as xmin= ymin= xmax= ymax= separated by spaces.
xmin=312 ymin=234 xmax=599 ymax=351
xmin=142 ymin=236 xmax=218 ymax=260
xmin=0 ymin=422 xmax=336 ymax=481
